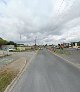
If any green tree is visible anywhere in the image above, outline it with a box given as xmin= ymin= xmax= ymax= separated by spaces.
xmin=6 ymin=41 xmax=17 ymax=47
xmin=0 ymin=38 xmax=8 ymax=45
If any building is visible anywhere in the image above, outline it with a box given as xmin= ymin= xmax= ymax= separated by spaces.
xmin=71 ymin=41 xmax=80 ymax=48
xmin=63 ymin=43 xmax=69 ymax=48
xmin=1 ymin=45 xmax=15 ymax=50
xmin=17 ymin=45 xmax=32 ymax=51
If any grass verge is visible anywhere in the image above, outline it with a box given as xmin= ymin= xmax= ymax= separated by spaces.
xmin=0 ymin=70 xmax=18 ymax=92
xmin=54 ymin=48 xmax=71 ymax=56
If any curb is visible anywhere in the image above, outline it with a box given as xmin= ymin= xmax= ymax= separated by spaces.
xmin=4 ymin=50 xmax=39 ymax=92
xmin=48 ymin=50 xmax=80 ymax=70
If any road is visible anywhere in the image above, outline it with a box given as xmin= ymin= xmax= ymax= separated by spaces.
xmin=11 ymin=49 xmax=80 ymax=92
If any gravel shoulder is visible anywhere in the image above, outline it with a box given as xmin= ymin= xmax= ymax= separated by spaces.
xmin=0 ymin=51 xmax=35 ymax=69
xmin=53 ymin=48 xmax=80 ymax=67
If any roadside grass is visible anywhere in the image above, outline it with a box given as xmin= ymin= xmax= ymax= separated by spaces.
xmin=54 ymin=48 xmax=71 ymax=56
xmin=0 ymin=70 xmax=18 ymax=92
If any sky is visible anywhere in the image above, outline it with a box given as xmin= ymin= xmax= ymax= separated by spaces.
xmin=0 ymin=0 xmax=80 ymax=45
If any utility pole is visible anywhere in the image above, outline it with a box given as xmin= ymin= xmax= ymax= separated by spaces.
xmin=34 ymin=39 xmax=36 ymax=46
xmin=34 ymin=37 xmax=37 ymax=50
xmin=20 ymin=33 xmax=21 ymax=41
xmin=19 ymin=33 xmax=22 ymax=52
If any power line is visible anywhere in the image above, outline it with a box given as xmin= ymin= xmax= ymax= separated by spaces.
xmin=57 ymin=0 xmax=65 ymax=16
xmin=1 ymin=0 xmax=7 ymax=5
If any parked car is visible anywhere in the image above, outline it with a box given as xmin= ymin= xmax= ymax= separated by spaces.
xmin=8 ymin=48 xmax=15 ymax=51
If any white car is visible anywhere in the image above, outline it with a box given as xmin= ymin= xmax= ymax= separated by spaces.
xmin=8 ymin=48 xmax=15 ymax=51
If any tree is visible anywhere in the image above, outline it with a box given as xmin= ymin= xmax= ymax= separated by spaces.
xmin=0 ymin=37 xmax=8 ymax=45
xmin=6 ymin=41 xmax=17 ymax=47
xmin=0 ymin=37 xmax=17 ymax=47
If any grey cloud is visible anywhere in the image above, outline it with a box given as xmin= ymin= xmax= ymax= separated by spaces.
xmin=0 ymin=0 xmax=80 ymax=45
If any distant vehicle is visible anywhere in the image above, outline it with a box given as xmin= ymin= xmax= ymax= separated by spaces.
xmin=41 ymin=48 xmax=43 ymax=50
xmin=55 ymin=46 xmax=60 ymax=49
xmin=8 ymin=48 xmax=15 ymax=51
xmin=39 ymin=48 xmax=43 ymax=50
xmin=39 ymin=48 xmax=41 ymax=50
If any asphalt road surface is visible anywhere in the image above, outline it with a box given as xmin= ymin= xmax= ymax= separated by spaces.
xmin=11 ymin=49 xmax=80 ymax=92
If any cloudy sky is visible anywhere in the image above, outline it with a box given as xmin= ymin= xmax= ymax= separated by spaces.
xmin=0 ymin=0 xmax=80 ymax=45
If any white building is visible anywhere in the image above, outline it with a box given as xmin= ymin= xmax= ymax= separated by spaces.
xmin=1 ymin=45 xmax=15 ymax=50
xmin=71 ymin=42 xmax=80 ymax=48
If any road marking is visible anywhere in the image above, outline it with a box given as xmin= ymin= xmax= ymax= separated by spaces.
xmin=4 ymin=50 xmax=39 ymax=92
